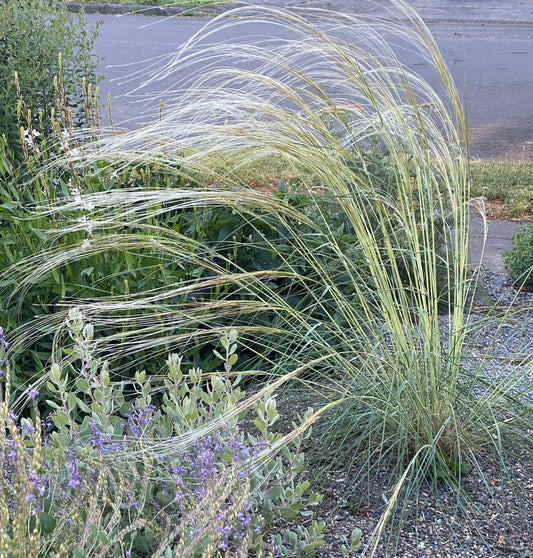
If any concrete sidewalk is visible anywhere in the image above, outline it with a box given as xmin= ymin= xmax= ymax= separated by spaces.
xmin=468 ymin=216 xmax=524 ymax=273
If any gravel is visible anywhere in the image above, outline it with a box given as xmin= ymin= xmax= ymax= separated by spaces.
xmin=294 ymin=271 xmax=533 ymax=558
xmin=311 ymin=444 xmax=532 ymax=558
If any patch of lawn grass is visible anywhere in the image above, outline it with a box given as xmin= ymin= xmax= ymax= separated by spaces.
xmin=83 ymin=0 xmax=228 ymax=7
xmin=470 ymin=160 xmax=533 ymax=219
xmin=216 ymin=157 xmax=533 ymax=221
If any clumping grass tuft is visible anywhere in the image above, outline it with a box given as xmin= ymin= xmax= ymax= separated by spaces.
xmin=4 ymin=1 xmax=533 ymax=555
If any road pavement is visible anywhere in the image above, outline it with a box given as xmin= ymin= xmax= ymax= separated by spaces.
xmin=82 ymin=1 xmax=533 ymax=161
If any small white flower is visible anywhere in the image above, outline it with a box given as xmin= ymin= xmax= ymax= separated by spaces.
xmin=23 ymin=128 xmax=40 ymax=154
xmin=81 ymin=239 xmax=91 ymax=250
xmin=23 ymin=128 xmax=40 ymax=140
xmin=77 ymin=215 xmax=94 ymax=236
xmin=61 ymin=130 xmax=71 ymax=150
xmin=69 ymin=183 xmax=83 ymax=205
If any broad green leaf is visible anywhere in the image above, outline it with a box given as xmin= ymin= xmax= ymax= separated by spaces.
xmin=75 ymin=377 xmax=90 ymax=393
xmin=264 ymin=486 xmax=284 ymax=501
xmin=280 ymin=507 xmax=298 ymax=521
xmin=52 ymin=414 xmax=69 ymax=427
xmin=40 ymin=512 xmax=56 ymax=534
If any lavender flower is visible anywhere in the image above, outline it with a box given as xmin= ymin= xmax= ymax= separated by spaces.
xmin=158 ymin=428 xmax=265 ymax=552
xmin=22 ymin=422 xmax=36 ymax=436
xmin=41 ymin=414 xmax=53 ymax=431
xmin=65 ymin=446 xmax=81 ymax=490
xmin=216 ymin=516 xmax=232 ymax=551
xmin=6 ymin=440 xmax=17 ymax=461
xmin=28 ymin=471 xmax=48 ymax=498
xmin=254 ymin=516 xmax=265 ymax=535
xmin=125 ymin=404 xmax=156 ymax=438
xmin=89 ymin=420 xmax=124 ymax=454
xmin=25 ymin=385 xmax=39 ymax=399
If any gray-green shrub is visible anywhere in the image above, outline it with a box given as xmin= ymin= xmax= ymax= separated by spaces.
xmin=0 ymin=315 xmax=325 ymax=557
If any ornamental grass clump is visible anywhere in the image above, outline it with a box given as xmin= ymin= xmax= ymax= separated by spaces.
xmin=4 ymin=0 xmax=533 ymax=554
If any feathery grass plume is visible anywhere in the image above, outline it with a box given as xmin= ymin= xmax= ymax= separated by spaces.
xmin=5 ymin=0 xmax=533 ymax=553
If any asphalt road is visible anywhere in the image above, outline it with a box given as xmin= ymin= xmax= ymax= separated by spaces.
xmin=85 ymin=9 xmax=533 ymax=160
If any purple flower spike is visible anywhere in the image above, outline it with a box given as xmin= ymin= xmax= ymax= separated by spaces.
xmin=25 ymin=386 xmax=39 ymax=399
xmin=66 ymin=447 xmax=81 ymax=490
